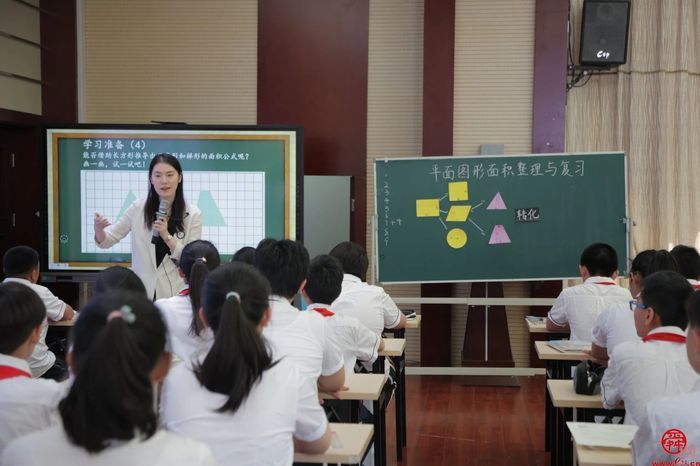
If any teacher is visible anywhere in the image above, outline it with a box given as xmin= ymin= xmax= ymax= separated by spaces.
xmin=94 ymin=153 xmax=202 ymax=299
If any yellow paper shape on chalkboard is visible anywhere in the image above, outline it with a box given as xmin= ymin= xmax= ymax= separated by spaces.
xmin=448 ymin=181 xmax=469 ymax=201
xmin=447 ymin=228 xmax=468 ymax=249
xmin=416 ymin=199 xmax=440 ymax=217
xmin=446 ymin=205 xmax=471 ymax=222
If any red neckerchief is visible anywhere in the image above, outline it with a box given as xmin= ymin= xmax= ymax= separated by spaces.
xmin=0 ymin=365 xmax=31 ymax=380
xmin=594 ymin=282 xmax=616 ymax=285
xmin=178 ymin=288 xmax=190 ymax=296
xmin=693 ymin=283 xmax=700 ymax=290
xmin=642 ymin=333 xmax=687 ymax=344
xmin=312 ymin=307 xmax=335 ymax=318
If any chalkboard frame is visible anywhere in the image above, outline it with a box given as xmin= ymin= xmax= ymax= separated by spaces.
xmin=41 ymin=123 xmax=303 ymax=278
xmin=373 ymin=151 xmax=630 ymax=284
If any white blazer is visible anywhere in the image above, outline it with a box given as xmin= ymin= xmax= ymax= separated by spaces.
xmin=96 ymin=198 xmax=202 ymax=299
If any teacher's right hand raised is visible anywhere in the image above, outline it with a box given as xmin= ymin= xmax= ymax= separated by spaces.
xmin=94 ymin=213 xmax=111 ymax=243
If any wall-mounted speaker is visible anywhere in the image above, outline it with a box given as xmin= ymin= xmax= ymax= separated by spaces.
xmin=579 ymin=0 xmax=631 ymax=67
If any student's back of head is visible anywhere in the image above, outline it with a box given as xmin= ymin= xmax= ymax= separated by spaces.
xmin=305 ymin=255 xmax=343 ymax=305
xmin=671 ymin=245 xmax=700 ymax=281
xmin=232 ymin=246 xmax=256 ymax=265
xmin=686 ymin=291 xmax=700 ymax=374
xmin=2 ymin=246 xmax=39 ymax=279
xmin=197 ymin=263 xmax=274 ymax=412
xmin=95 ymin=266 xmax=147 ymax=296
xmin=59 ymin=292 xmax=168 ymax=453
xmin=579 ymin=243 xmax=619 ymax=277
xmin=178 ymin=240 xmax=220 ymax=336
xmin=0 ymin=282 xmax=46 ymax=356
xmin=640 ymin=270 xmax=694 ymax=330
xmin=329 ymin=241 xmax=368 ymax=282
xmin=255 ymin=239 xmax=309 ymax=298
xmin=631 ymin=250 xmax=678 ymax=278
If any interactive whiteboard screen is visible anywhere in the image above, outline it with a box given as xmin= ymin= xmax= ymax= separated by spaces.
xmin=45 ymin=125 xmax=301 ymax=272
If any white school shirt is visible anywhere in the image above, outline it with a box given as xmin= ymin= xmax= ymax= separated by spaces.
xmin=96 ymin=198 xmax=202 ymax=300
xmin=632 ymin=380 xmax=700 ymax=464
xmin=331 ymin=274 xmax=402 ymax=336
xmin=601 ymin=326 xmax=700 ymax=426
xmin=263 ymin=297 xmax=344 ymax=383
xmin=590 ymin=302 xmax=640 ymax=355
xmin=0 ymin=354 xmax=65 ymax=453
xmin=547 ymin=276 xmax=631 ymax=342
xmin=306 ymin=303 xmax=381 ymax=373
xmin=155 ymin=290 xmax=214 ymax=363
xmin=1 ymin=426 xmax=216 ymax=466
xmin=160 ymin=357 xmax=327 ymax=466
xmin=1 ymin=278 xmax=66 ymax=377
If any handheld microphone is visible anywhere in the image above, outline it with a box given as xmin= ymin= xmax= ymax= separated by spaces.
xmin=151 ymin=199 xmax=170 ymax=244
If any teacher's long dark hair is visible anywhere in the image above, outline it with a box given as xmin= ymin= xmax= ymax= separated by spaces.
xmin=179 ymin=240 xmax=221 ymax=336
xmin=197 ymin=263 xmax=276 ymax=412
xmin=59 ymin=292 xmax=167 ymax=453
xmin=144 ymin=153 xmax=185 ymax=233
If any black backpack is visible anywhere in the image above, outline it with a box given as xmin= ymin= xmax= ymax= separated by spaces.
xmin=573 ymin=360 xmax=605 ymax=395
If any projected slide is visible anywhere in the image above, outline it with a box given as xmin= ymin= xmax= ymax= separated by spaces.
xmin=80 ymin=170 xmax=265 ymax=256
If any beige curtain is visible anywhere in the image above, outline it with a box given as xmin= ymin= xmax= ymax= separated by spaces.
xmin=566 ymin=0 xmax=700 ymax=255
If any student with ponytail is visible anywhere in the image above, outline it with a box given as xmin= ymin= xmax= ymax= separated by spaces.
xmin=1 ymin=292 xmax=215 ymax=466
xmin=156 ymin=240 xmax=220 ymax=362
xmin=160 ymin=263 xmax=331 ymax=465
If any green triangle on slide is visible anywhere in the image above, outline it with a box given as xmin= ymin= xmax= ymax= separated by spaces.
xmin=197 ymin=191 xmax=227 ymax=227
xmin=116 ymin=191 xmax=136 ymax=222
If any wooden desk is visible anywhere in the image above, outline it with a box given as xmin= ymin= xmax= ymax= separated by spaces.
xmin=404 ymin=314 xmax=421 ymax=329
xmin=293 ymin=423 xmax=374 ymax=464
xmin=321 ymin=373 xmax=386 ymax=401
xmin=374 ymin=337 xmax=407 ymax=464
xmin=378 ymin=338 xmax=406 ymax=357
xmin=49 ymin=319 xmax=76 ymax=327
xmin=575 ymin=442 xmax=632 ymax=466
xmin=547 ymin=379 xmax=604 ymax=409
xmin=535 ymin=340 xmax=590 ymax=361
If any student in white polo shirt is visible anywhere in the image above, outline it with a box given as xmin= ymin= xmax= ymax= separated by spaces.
xmin=330 ymin=241 xmax=406 ymax=336
xmin=302 ymin=254 xmax=382 ymax=373
xmin=601 ymin=271 xmax=699 ymax=425
xmin=255 ymin=239 xmax=345 ymax=392
xmin=2 ymin=246 xmax=75 ymax=380
xmin=633 ymin=290 xmax=700 ymax=464
xmin=160 ymin=263 xmax=331 ymax=465
xmin=546 ymin=243 xmax=631 ymax=342
xmin=671 ymin=244 xmax=700 ymax=290
xmin=0 ymin=283 xmax=65 ymax=453
xmin=2 ymin=292 xmax=215 ymax=466
xmin=156 ymin=240 xmax=220 ymax=363
xmin=590 ymin=250 xmax=678 ymax=363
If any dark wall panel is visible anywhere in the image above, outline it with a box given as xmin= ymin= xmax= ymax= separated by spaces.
xmin=258 ymin=0 xmax=369 ymax=245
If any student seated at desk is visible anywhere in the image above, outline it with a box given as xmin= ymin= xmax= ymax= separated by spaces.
xmin=671 ymin=244 xmax=700 ymax=289
xmin=601 ymin=271 xmax=699 ymax=425
xmin=160 ymin=263 xmax=331 ymax=465
xmin=302 ymin=254 xmax=383 ymax=373
xmin=95 ymin=266 xmax=148 ymax=296
xmin=256 ymin=239 xmax=345 ymax=392
xmin=633 ymin=290 xmax=700 ymax=464
xmin=2 ymin=292 xmax=215 ymax=466
xmin=2 ymin=246 xmax=75 ymax=381
xmin=156 ymin=240 xmax=220 ymax=363
xmin=546 ymin=242 xmax=631 ymax=342
xmin=330 ymin=241 xmax=406 ymax=336
xmin=590 ymin=250 xmax=678 ymax=363
xmin=0 ymin=283 xmax=66 ymax=453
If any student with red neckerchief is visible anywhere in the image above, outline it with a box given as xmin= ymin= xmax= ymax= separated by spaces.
xmin=633 ymin=290 xmax=700 ymax=463
xmin=546 ymin=242 xmax=631 ymax=342
xmin=0 ymin=283 xmax=66 ymax=453
xmin=601 ymin=271 xmax=699 ymax=425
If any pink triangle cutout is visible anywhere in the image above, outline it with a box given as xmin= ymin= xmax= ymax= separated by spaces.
xmin=487 ymin=192 xmax=507 ymax=210
xmin=489 ymin=225 xmax=511 ymax=245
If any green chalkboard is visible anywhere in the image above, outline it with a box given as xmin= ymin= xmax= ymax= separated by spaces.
xmin=374 ymin=152 xmax=628 ymax=283
xmin=45 ymin=126 xmax=300 ymax=272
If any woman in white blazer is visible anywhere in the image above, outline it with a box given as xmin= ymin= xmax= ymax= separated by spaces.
xmin=94 ymin=154 xmax=202 ymax=300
